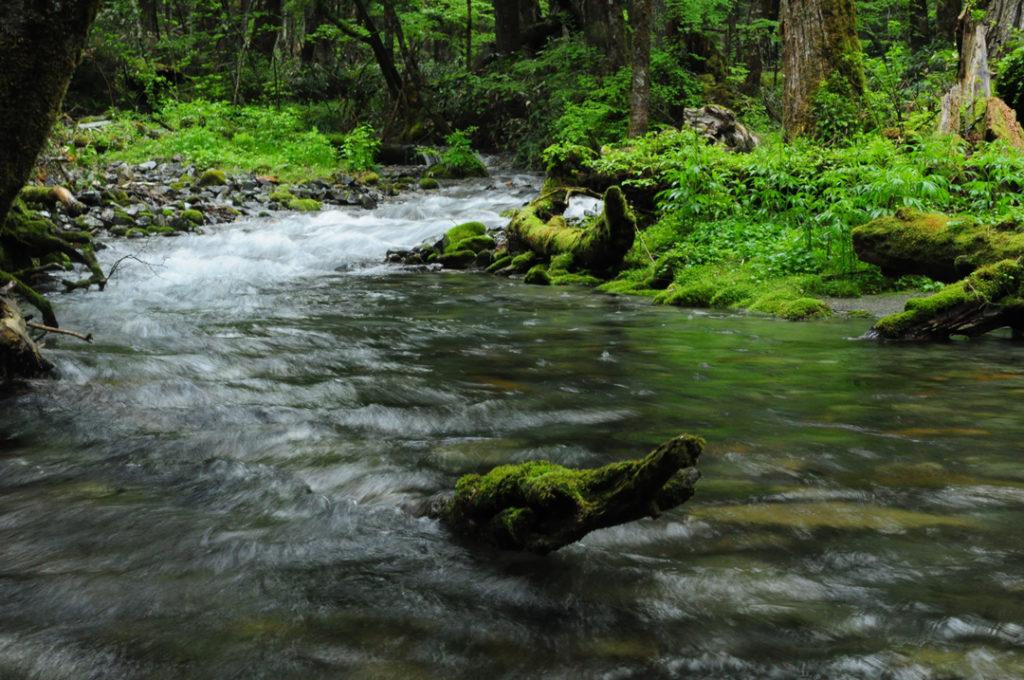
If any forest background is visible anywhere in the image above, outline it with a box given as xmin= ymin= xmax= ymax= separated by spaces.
xmin=5 ymin=0 xmax=1024 ymax=336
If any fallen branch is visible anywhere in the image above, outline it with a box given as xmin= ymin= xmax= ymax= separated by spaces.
xmin=25 ymin=321 xmax=93 ymax=343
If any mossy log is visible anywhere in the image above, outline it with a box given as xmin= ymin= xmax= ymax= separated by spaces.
xmin=438 ymin=433 xmax=703 ymax=555
xmin=507 ymin=184 xmax=636 ymax=273
xmin=852 ymin=209 xmax=1024 ymax=283
xmin=871 ymin=259 xmax=1024 ymax=340
xmin=1 ymin=292 xmax=52 ymax=383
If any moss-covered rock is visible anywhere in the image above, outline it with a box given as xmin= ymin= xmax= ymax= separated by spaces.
xmin=524 ymin=264 xmax=552 ymax=285
xmin=420 ymin=177 xmax=440 ymax=190
xmin=269 ymin=188 xmax=294 ymax=203
xmin=442 ymin=222 xmax=487 ymax=254
xmin=180 ymin=209 xmax=204 ymax=225
xmin=195 ymin=168 xmax=227 ymax=187
xmin=437 ymin=433 xmax=703 ymax=554
xmin=425 ymin=158 xmax=488 ymax=179
xmin=776 ymin=297 xmax=833 ymax=320
xmin=288 ymin=197 xmax=321 ymax=211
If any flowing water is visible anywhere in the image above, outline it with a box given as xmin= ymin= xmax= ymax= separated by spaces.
xmin=3 ymin=169 xmax=1024 ymax=680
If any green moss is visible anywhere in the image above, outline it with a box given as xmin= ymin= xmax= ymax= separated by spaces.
xmin=551 ymin=272 xmax=603 ymax=287
xmin=419 ymin=177 xmax=440 ymax=190
xmin=510 ymin=251 xmax=539 ymax=273
xmin=524 ymin=264 xmax=552 ymax=285
xmin=357 ymin=171 xmax=380 ymax=186
xmin=486 ymin=255 xmax=512 ymax=273
xmin=852 ymin=209 xmax=1024 ymax=283
xmin=874 ymin=259 xmax=1024 ymax=338
xmin=269 ymin=188 xmax=294 ymax=202
xmin=776 ymin=297 xmax=833 ymax=320
xmin=180 ymin=209 xmax=204 ymax=225
xmin=195 ymin=168 xmax=227 ymax=187
xmin=549 ymin=252 xmax=574 ymax=273
xmin=443 ymin=222 xmax=487 ymax=254
xmin=438 ymin=249 xmax=477 ymax=268
xmin=288 ymin=198 xmax=321 ymax=211
xmin=425 ymin=159 xmax=488 ymax=179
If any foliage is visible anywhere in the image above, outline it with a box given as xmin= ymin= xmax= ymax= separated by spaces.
xmin=72 ymin=100 xmax=338 ymax=181
xmin=575 ymin=128 xmax=1024 ymax=295
xmin=997 ymin=45 xmax=1024 ymax=121
xmin=339 ymin=123 xmax=380 ymax=173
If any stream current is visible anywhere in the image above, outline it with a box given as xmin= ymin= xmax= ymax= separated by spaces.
xmin=3 ymin=168 xmax=1024 ymax=679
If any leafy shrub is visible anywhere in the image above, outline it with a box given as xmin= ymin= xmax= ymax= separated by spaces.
xmin=339 ymin=123 xmax=380 ymax=173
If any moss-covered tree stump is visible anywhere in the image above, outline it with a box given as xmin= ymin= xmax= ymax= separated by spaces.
xmin=438 ymin=433 xmax=703 ymax=555
xmin=507 ymin=184 xmax=636 ymax=274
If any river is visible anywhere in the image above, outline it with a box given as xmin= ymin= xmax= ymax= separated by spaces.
xmin=2 ymin=169 xmax=1024 ymax=679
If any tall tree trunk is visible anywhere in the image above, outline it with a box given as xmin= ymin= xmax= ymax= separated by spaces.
xmin=981 ymin=0 xmax=1024 ymax=59
xmin=0 ymin=0 xmax=102 ymax=227
xmin=742 ymin=0 xmax=779 ymax=95
xmin=779 ymin=0 xmax=864 ymax=139
xmin=627 ymin=0 xmax=651 ymax=137
xmin=936 ymin=0 xmax=961 ymax=42
xmin=907 ymin=0 xmax=930 ymax=49
xmin=493 ymin=0 xmax=521 ymax=54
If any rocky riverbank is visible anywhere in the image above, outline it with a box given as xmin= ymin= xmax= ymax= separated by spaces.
xmin=20 ymin=159 xmax=413 ymax=239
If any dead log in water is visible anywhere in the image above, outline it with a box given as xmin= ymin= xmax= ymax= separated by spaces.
xmin=436 ymin=433 xmax=703 ymax=555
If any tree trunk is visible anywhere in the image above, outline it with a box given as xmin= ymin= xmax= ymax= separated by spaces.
xmin=907 ymin=0 xmax=930 ymax=49
xmin=936 ymin=0 xmax=961 ymax=42
xmin=493 ymin=0 xmax=522 ymax=55
xmin=982 ymin=0 xmax=1024 ymax=59
xmin=627 ymin=0 xmax=652 ymax=138
xmin=779 ymin=0 xmax=864 ymax=139
xmin=937 ymin=10 xmax=1024 ymax=148
xmin=0 ymin=0 xmax=101 ymax=227
xmin=437 ymin=433 xmax=703 ymax=555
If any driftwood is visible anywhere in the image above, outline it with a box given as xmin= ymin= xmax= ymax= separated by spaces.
xmin=871 ymin=259 xmax=1024 ymax=340
xmin=851 ymin=209 xmax=1024 ymax=283
xmin=437 ymin=433 xmax=703 ymax=555
xmin=1 ymin=293 xmax=52 ymax=382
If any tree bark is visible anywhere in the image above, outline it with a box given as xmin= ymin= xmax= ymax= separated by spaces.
xmin=627 ymin=0 xmax=652 ymax=138
xmin=982 ymin=0 xmax=1024 ymax=59
xmin=437 ymin=433 xmax=703 ymax=555
xmin=779 ymin=0 xmax=864 ymax=139
xmin=0 ymin=0 xmax=102 ymax=227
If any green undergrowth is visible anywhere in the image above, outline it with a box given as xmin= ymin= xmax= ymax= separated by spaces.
xmin=576 ymin=127 xmax=1024 ymax=316
xmin=68 ymin=100 xmax=380 ymax=183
